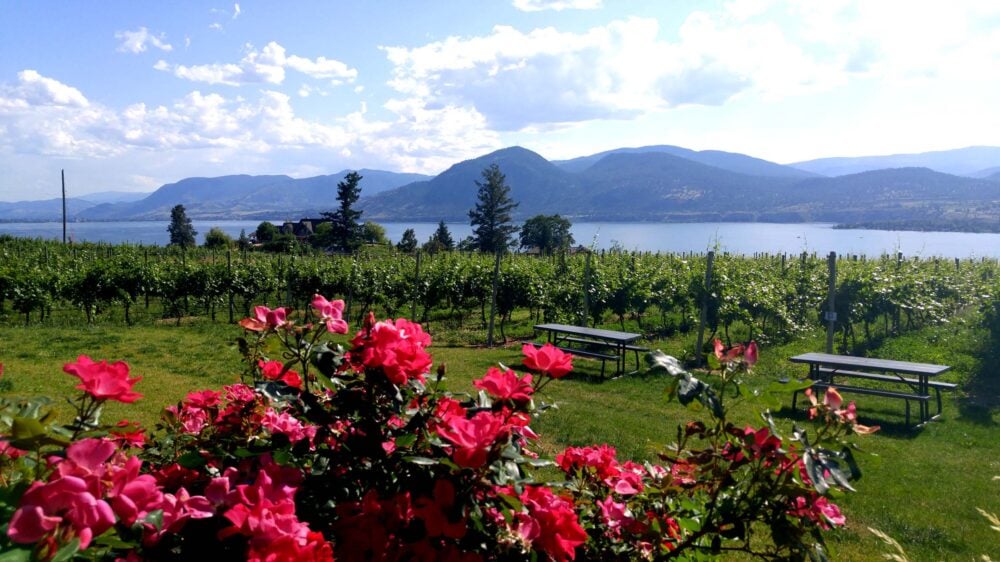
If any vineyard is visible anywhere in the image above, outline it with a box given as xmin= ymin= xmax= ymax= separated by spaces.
xmin=2 ymin=236 xmax=996 ymax=353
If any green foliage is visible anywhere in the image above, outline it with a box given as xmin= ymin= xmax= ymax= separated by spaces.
xmin=422 ymin=220 xmax=455 ymax=254
xmin=396 ymin=228 xmax=418 ymax=253
xmin=360 ymin=221 xmax=389 ymax=246
xmin=202 ymin=227 xmax=233 ymax=250
xmin=322 ymin=171 xmax=364 ymax=253
xmin=469 ymin=164 xmax=519 ymax=254
xmin=255 ymin=221 xmax=278 ymax=243
xmin=519 ymin=214 xmax=574 ymax=255
xmin=166 ymin=204 xmax=197 ymax=248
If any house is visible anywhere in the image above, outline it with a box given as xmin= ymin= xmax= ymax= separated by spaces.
xmin=279 ymin=218 xmax=332 ymax=240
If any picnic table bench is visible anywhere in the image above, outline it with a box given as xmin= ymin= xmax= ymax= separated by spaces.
xmin=531 ymin=323 xmax=647 ymax=378
xmin=788 ymin=352 xmax=954 ymax=427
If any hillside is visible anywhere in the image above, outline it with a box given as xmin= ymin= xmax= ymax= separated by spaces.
xmin=790 ymin=146 xmax=1000 ymax=177
xmin=76 ymin=170 xmax=430 ymax=220
xmin=360 ymin=147 xmax=580 ymax=221
xmin=555 ymin=145 xmax=816 ymax=178
xmin=1 ymin=144 xmax=998 ymax=230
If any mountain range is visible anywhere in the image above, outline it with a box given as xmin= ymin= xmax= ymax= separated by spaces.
xmin=2 ymin=146 xmax=999 ymax=230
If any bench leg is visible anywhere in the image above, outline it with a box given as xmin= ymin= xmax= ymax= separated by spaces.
xmin=935 ymin=389 xmax=942 ymax=416
xmin=600 ymin=358 xmax=606 ymax=379
xmin=791 ymin=390 xmax=799 ymax=411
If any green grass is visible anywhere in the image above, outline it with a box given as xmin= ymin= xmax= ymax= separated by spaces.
xmin=1 ymin=316 xmax=998 ymax=561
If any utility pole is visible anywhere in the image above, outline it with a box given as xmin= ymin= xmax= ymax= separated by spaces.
xmin=61 ymin=169 xmax=67 ymax=244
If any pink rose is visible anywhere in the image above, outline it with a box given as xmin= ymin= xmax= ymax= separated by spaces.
xmin=64 ymin=355 xmax=142 ymax=403
xmin=311 ymin=294 xmax=348 ymax=334
xmin=522 ymin=343 xmax=573 ymax=379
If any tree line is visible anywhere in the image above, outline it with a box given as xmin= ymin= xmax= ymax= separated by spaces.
xmin=166 ymin=164 xmax=575 ymax=256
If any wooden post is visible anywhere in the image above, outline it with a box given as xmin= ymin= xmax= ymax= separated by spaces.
xmin=582 ymin=251 xmax=592 ymax=326
xmin=345 ymin=258 xmax=354 ymax=323
xmin=695 ymin=251 xmax=714 ymax=366
xmin=227 ymin=250 xmax=234 ymax=323
xmin=61 ymin=170 xmax=67 ymax=244
xmin=411 ymin=251 xmax=421 ymax=321
xmin=825 ymin=251 xmax=837 ymax=354
xmin=486 ymin=251 xmax=502 ymax=347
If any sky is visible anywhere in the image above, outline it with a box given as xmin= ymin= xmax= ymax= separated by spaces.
xmin=2 ymin=0 xmax=999 ymax=201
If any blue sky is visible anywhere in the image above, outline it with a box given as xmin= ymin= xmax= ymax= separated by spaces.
xmin=2 ymin=0 xmax=999 ymax=201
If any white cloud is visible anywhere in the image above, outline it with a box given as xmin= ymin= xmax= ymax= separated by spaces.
xmin=157 ymin=41 xmax=356 ymax=86
xmin=233 ymin=3 xmax=241 ymax=19
xmin=0 ymin=68 xmax=492 ymax=176
xmin=170 ymin=62 xmax=244 ymax=86
xmin=5 ymin=70 xmax=89 ymax=108
xmin=115 ymin=27 xmax=173 ymax=54
xmin=381 ymin=2 xmax=1000 ymax=132
xmin=286 ymin=55 xmax=358 ymax=80
xmin=512 ymin=0 xmax=602 ymax=12
xmin=209 ymin=23 xmax=223 ymax=31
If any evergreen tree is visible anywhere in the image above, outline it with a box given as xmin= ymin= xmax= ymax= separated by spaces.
xmin=432 ymin=220 xmax=454 ymax=250
xmin=422 ymin=221 xmax=456 ymax=254
xmin=519 ymin=214 xmax=574 ymax=255
xmin=468 ymin=164 xmax=519 ymax=254
xmin=167 ymin=204 xmax=197 ymax=248
xmin=397 ymin=228 xmax=418 ymax=253
xmin=237 ymin=229 xmax=251 ymax=250
xmin=322 ymin=171 xmax=364 ymax=253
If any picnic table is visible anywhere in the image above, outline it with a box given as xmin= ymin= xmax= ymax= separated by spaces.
xmin=788 ymin=352 xmax=954 ymax=426
xmin=532 ymin=323 xmax=645 ymax=378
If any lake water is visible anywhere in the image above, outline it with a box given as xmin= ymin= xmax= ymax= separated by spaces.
xmin=0 ymin=220 xmax=997 ymax=258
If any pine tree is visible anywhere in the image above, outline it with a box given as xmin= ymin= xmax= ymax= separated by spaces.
xmin=397 ymin=228 xmax=418 ymax=253
xmin=321 ymin=171 xmax=364 ymax=253
xmin=167 ymin=204 xmax=197 ymax=248
xmin=433 ymin=220 xmax=454 ymax=250
xmin=468 ymin=164 xmax=519 ymax=254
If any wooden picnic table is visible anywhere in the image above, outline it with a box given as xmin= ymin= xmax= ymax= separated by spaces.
xmin=533 ymin=323 xmax=644 ymax=377
xmin=789 ymin=352 xmax=953 ymax=426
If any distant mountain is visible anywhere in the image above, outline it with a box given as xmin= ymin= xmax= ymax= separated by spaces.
xmin=0 ymin=198 xmax=98 ymax=222
xmin=569 ymin=152 xmax=801 ymax=218
xmin=970 ymin=166 xmax=1000 ymax=179
xmin=77 ymin=191 xmax=151 ymax=204
xmin=791 ymin=146 xmax=1000 ymax=177
xmin=360 ymin=147 xmax=580 ymax=221
xmin=555 ymin=145 xmax=817 ymax=178
xmin=362 ymin=149 xmax=999 ymax=225
xmin=76 ymin=170 xmax=430 ymax=220
xmin=2 ymin=145 xmax=998 ymax=231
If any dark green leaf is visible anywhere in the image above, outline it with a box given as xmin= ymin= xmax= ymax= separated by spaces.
xmin=0 ymin=548 xmax=33 ymax=562
xmin=51 ymin=537 xmax=80 ymax=562
xmin=177 ymin=451 xmax=207 ymax=469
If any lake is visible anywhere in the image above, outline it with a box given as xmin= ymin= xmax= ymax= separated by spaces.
xmin=0 ymin=220 xmax=997 ymax=259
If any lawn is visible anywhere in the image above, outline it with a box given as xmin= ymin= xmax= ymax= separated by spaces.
xmin=0 ymin=316 xmax=997 ymax=561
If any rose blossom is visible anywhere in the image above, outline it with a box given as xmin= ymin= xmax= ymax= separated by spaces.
xmin=521 ymin=343 xmax=573 ymax=379
xmin=311 ymin=294 xmax=348 ymax=334
xmin=64 ymin=355 xmax=142 ymax=403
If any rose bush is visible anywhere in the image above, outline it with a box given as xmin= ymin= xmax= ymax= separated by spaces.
xmin=0 ymin=294 xmax=875 ymax=561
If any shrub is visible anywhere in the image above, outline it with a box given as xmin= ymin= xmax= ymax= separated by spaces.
xmin=0 ymin=300 xmax=876 ymax=561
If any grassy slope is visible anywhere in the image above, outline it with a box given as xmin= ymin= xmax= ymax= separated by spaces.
xmin=1 ymin=319 xmax=997 ymax=561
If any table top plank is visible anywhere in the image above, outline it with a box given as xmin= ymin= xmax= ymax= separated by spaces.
xmin=789 ymin=352 xmax=950 ymax=376
xmin=534 ymin=323 xmax=641 ymax=344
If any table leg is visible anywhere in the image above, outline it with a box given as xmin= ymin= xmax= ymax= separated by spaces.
xmin=921 ymin=376 xmax=929 ymax=423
